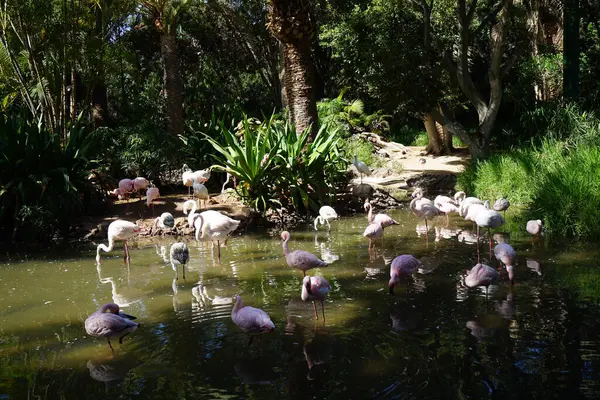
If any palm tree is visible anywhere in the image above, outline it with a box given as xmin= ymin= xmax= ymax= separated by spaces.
xmin=140 ymin=0 xmax=188 ymax=136
xmin=267 ymin=0 xmax=318 ymax=138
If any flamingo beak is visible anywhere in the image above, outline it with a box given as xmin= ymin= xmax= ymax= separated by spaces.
xmin=389 ymin=284 xmax=394 ymax=295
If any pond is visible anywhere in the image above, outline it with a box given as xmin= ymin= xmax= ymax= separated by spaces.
xmin=1 ymin=208 xmax=600 ymax=399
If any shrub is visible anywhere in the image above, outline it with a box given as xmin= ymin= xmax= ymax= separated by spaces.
xmin=203 ymin=114 xmax=347 ymax=213
xmin=0 ymin=114 xmax=99 ymax=242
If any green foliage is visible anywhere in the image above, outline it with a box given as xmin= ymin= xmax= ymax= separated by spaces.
xmin=0 ymin=114 xmax=99 ymax=241
xmin=458 ymin=105 xmax=600 ymax=240
xmin=317 ymin=90 xmax=391 ymax=135
xmin=341 ymin=137 xmax=385 ymax=168
xmin=203 ymin=114 xmax=346 ymax=213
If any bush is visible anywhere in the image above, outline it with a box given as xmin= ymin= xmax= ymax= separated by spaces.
xmin=457 ymin=105 xmax=600 ymax=240
xmin=0 ymin=114 xmax=99 ymax=242
xmin=203 ymin=114 xmax=347 ymax=213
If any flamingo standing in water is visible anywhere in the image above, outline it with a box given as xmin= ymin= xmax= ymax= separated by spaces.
xmin=409 ymin=196 xmax=440 ymax=239
xmin=301 ymin=275 xmax=331 ymax=321
xmin=314 ymin=206 xmax=338 ymax=231
xmin=170 ymin=242 xmax=189 ymax=280
xmin=364 ymin=200 xmax=398 ymax=234
xmin=388 ymin=255 xmax=420 ymax=294
xmin=475 ymin=209 xmax=505 ymax=260
xmin=494 ymin=243 xmax=516 ymax=284
xmin=526 ymin=219 xmax=543 ymax=245
xmin=96 ymin=220 xmax=141 ymax=264
xmin=85 ymin=303 xmax=138 ymax=351
xmin=281 ymin=231 xmax=328 ymax=276
xmin=434 ymin=195 xmax=460 ymax=225
xmin=231 ymin=295 xmax=275 ymax=345
xmin=193 ymin=212 xmax=240 ymax=263
xmin=463 ymin=263 xmax=499 ymax=296
xmin=493 ymin=198 xmax=510 ymax=216
xmin=363 ymin=221 xmax=384 ymax=249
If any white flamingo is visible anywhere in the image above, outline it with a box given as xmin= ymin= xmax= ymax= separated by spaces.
xmin=146 ymin=187 xmax=160 ymax=215
xmin=194 ymin=167 xmax=211 ymax=184
xmin=193 ymin=181 xmax=209 ymax=209
xmin=192 ymin=212 xmax=240 ymax=263
xmin=314 ymin=206 xmax=338 ymax=231
xmin=96 ymin=220 xmax=141 ymax=264
xmin=154 ymin=212 xmax=175 ymax=229
xmin=170 ymin=242 xmax=189 ymax=280
xmin=132 ymin=177 xmax=149 ymax=200
xmin=182 ymin=164 xmax=196 ymax=198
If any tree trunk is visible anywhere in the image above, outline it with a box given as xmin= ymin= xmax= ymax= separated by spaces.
xmin=160 ymin=30 xmax=184 ymax=136
xmin=91 ymin=1 xmax=108 ymax=127
xmin=423 ymin=112 xmax=443 ymax=155
xmin=70 ymin=66 xmax=77 ymax=121
xmin=563 ymin=0 xmax=580 ymax=100
xmin=282 ymin=41 xmax=317 ymax=137
xmin=267 ymin=0 xmax=318 ymax=138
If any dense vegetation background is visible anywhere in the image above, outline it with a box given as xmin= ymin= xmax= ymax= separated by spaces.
xmin=1 ymin=0 xmax=599 ymax=242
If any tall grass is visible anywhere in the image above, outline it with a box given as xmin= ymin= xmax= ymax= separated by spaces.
xmin=457 ymin=105 xmax=600 ymax=240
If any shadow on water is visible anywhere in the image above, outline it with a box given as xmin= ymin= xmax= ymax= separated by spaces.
xmin=2 ymin=210 xmax=600 ymax=398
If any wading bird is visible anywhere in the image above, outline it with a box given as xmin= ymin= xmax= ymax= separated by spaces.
xmin=475 ymin=209 xmax=505 ymax=259
xmin=231 ymin=295 xmax=275 ymax=345
xmin=96 ymin=220 xmax=141 ymax=264
xmin=146 ymin=187 xmax=160 ymax=215
xmin=353 ymin=154 xmax=371 ymax=184
xmin=388 ymin=255 xmax=420 ymax=294
xmin=493 ymin=198 xmax=510 ymax=216
xmin=363 ymin=220 xmax=384 ymax=249
xmin=112 ymin=179 xmax=135 ymax=201
xmin=281 ymin=231 xmax=328 ymax=276
xmin=463 ymin=263 xmax=499 ymax=296
xmin=193 ymin=181 xmax=209 ymax=209
xmin=301 ymin=275 xmax=331 ymax=321
xmin=154 ymin=212 xmax=175 ymax=229
xmin=132 ymin=177 xmax=149 ymax=200
xmin=526 ymin=219 xmax=543 ymax=245
xmin=85 ymin=303 xmax=138 ymax=351
xmin=170 ymin=242 xmax=189 ymax=280
xmin=409 ymin=196 xmax=440 ymax=239
xmin=182 ymin=164 xmax=196 ymax=198
xmin=494 ymin=243 xmax=516 ymax=284
xmin=364 ymin=200 xmax=398 ymax=232
xmin=314 ymin=206 xmax=338 ymax=231
xmin=193 ymin=211 xmax=240 ymax=263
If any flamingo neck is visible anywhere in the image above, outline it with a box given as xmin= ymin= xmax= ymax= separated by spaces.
xmin=409 ymin=198 xmax=418 ymax=211
xmin=367 ymin=204 xmax=374 ymax=223
xmin=154 ymin=217 xmax=161 ymax=228
xmin=99 ymin=303 xmax=119 ymax=314
xmin=232 ymin=296 xmax=243 ymax=314
xmin=282 ymin=236 xmax=290 ymax=256
xmin=97 ymin=235 xmax=114 ymax=257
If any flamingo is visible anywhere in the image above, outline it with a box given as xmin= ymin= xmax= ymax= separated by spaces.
xmin=352 ymin=154 xmax=371 ymax=184
xmin=182 ymin=164 xmax=196 ymax=198
xmin=146 ymin=187 xmax=160 ymax=215
xmin=463 ymin=263 xmax=499 ymax=296
xmin=111 ymin=179 xmax=135 ymax=201
xmin=154 ymin=212 xmax=175 ymax=229
xmin=85 ymin=303 xmax=138 ymax=351
xmin=526 ymin=258 xmax=542 ymax=275
xmin=411 ymin=188 xmax=434 ymax=206
xmin=193 ymin=182 xmax=209 ymax=209
xmin=493 ymin=198 xmax=510 ymax=216
xmin=526 ymin=219 xmax=543 ymax=245
xmin=409 ymin=197 xmax=440 ymax=239
xmin=459 ymin=196 xmax=484 ymax=217
xmin=132 ymin=177 xmax=149 ymax=200
xmin=364 ymin=200 xmax=398 ymax=232
xmin=301 ymin=275 xmax=331 ymax=321
xmin=193 ymin=212 xmax=240 ymax=262
xmin=463 ymin=201 xmax=490 ymax=223
xmin=193 ymin=167 xmax=211 ymax=184
xmin=170 ymin=242 xmax=189 ymax=280
xmin=314 ymin=206 xmax=338 ymax=231
xmin=494 ymin=243 xmax=516 ymax=284
xmin=433 ymin=195 xmax=460 ymax=225
xmin=454 ymin=191 xmax=466 ymax=204
xmin=96 ymin=220 xmax=141 ymax=264
xmin=363 ymin=221 xmax=384 ymax=249
xmin=231 ymin=295 xmax=275 ymax=345
xmin=183 ymin=199 xmax=199 ymax=228
xmin=475 ymin=209 xmax=505 ymax=259
xmin=221 ymin=172 xmax=238 ymax=193
xmin=281 ymin=231 xmax=328 ymax=276
xmin=388 ymin=255 xmax=420 ymax=294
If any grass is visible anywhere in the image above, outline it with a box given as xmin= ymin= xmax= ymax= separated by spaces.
xmin=457 ymin=105 xmax=600 ymax=240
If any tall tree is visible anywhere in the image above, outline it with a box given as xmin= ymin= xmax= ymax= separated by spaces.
xmin=140 ymin=0 xmax=188 ymax=136
xmin=267 ymin=0 xmax=318 ymax=138
xmin=563 ymin=0 xmax=580 ymax=100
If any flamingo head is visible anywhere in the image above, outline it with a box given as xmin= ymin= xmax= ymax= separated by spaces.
xmin=507 ymin=265 xmax=515 ymax=285
xmin=363 ymin=200 xmax=371 ymax=211
xmin=281 ymin=231 xmax=290 ymax=242
xmin=411 ymin=188 xmax=423 ymax=199
xmin=302 ymin=276 xmax=312 ymax=293
xmin=388 ymin=278 xmax=398 ymax=295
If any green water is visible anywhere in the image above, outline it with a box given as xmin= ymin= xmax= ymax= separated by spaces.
xmin=2 ymin=209 xmax=600 ymax=399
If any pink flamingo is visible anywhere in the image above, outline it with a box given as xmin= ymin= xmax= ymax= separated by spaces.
xmin=146 ymin=187 xmax=160 ymax=215
xmin=193 ymin=211 xmax=240 ymax=263
xmin=111 ymin=178 xmax=135 ymax=201
xmin=363 ymin=221 xmax=384 ymax=249
xmin=526 ymin=219 xmax=543 ymax=245
xmin=231 ymin=295 xmax=275 ymax=345
xmin=409 ymin=197 xmax=440 ymax=239
xmin=494 ymin=243 xmax=516 ymax=284
xmin=434 ymin=195 xmax=460 ymax=225
xmin=133 ymin=177 xmax=149 ymax=200
xmin=475 ymin=209 xmax=505 ymax=260
xmin=301 ymin=275 xmax=331 ymax=320
xmin=281 ymin=231 xmax=327 ymax=276
xmin=463 ymin=263 xmax=499 ymax=296
xmin=364 ymin=200 xmax=398 ymax=233
xmin=388 ymin=255 xmax=420 ymax=294
xmin=85 ymin=303 xmax=138 ymax=351
xmin=96 ymin=220 xmax=141 ymax=264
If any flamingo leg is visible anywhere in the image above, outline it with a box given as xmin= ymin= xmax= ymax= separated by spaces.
xmin=124 ymin=241 xmax=130 ymax=261
xmin=312 ymin=302 xmax=318 ymax=320
xmin=488 ymin=228 xmax=493 ymax=259
xmin=248 ymin=335 xmax=254 ymax=346
xmin=326 ymin=219 xmax=331 ymax=232
xmin=217 ymin=241 xmax=221 ymax=263
xmin=303 ymin=270 xmax=306 ymax=277
xmin=183 ymin=265 xmax=186 ymax=281
xmin=107 ymin=338 xmax=114 ymax=351
xmin=425 ymin=219 xmax=429 ymax=240
xmin=321 ymin=301 xmax=326 ymax=322
xmin=476 ymin=226 xmax=481 ymax=263
xmin=360 ymin=173 xmax=363 ymax=185
xmin=446 ymin=213 xmax=450 ymax=226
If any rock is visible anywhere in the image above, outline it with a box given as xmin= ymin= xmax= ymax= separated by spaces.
xmin=347 ymin=183 xmax=374 ymax=200
xmin=407 ymin=173 xmax=457 ymax=197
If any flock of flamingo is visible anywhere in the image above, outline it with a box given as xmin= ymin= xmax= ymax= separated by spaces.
xmin=86 ymin=159 xmax=545 ymax=351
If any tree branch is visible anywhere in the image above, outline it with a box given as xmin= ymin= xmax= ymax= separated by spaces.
xmin=473 ymin=0 xmax=507 ymax=37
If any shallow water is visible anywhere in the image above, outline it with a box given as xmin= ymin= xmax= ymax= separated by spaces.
xmin=1 ymin=209 xmax=600 ymax=399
